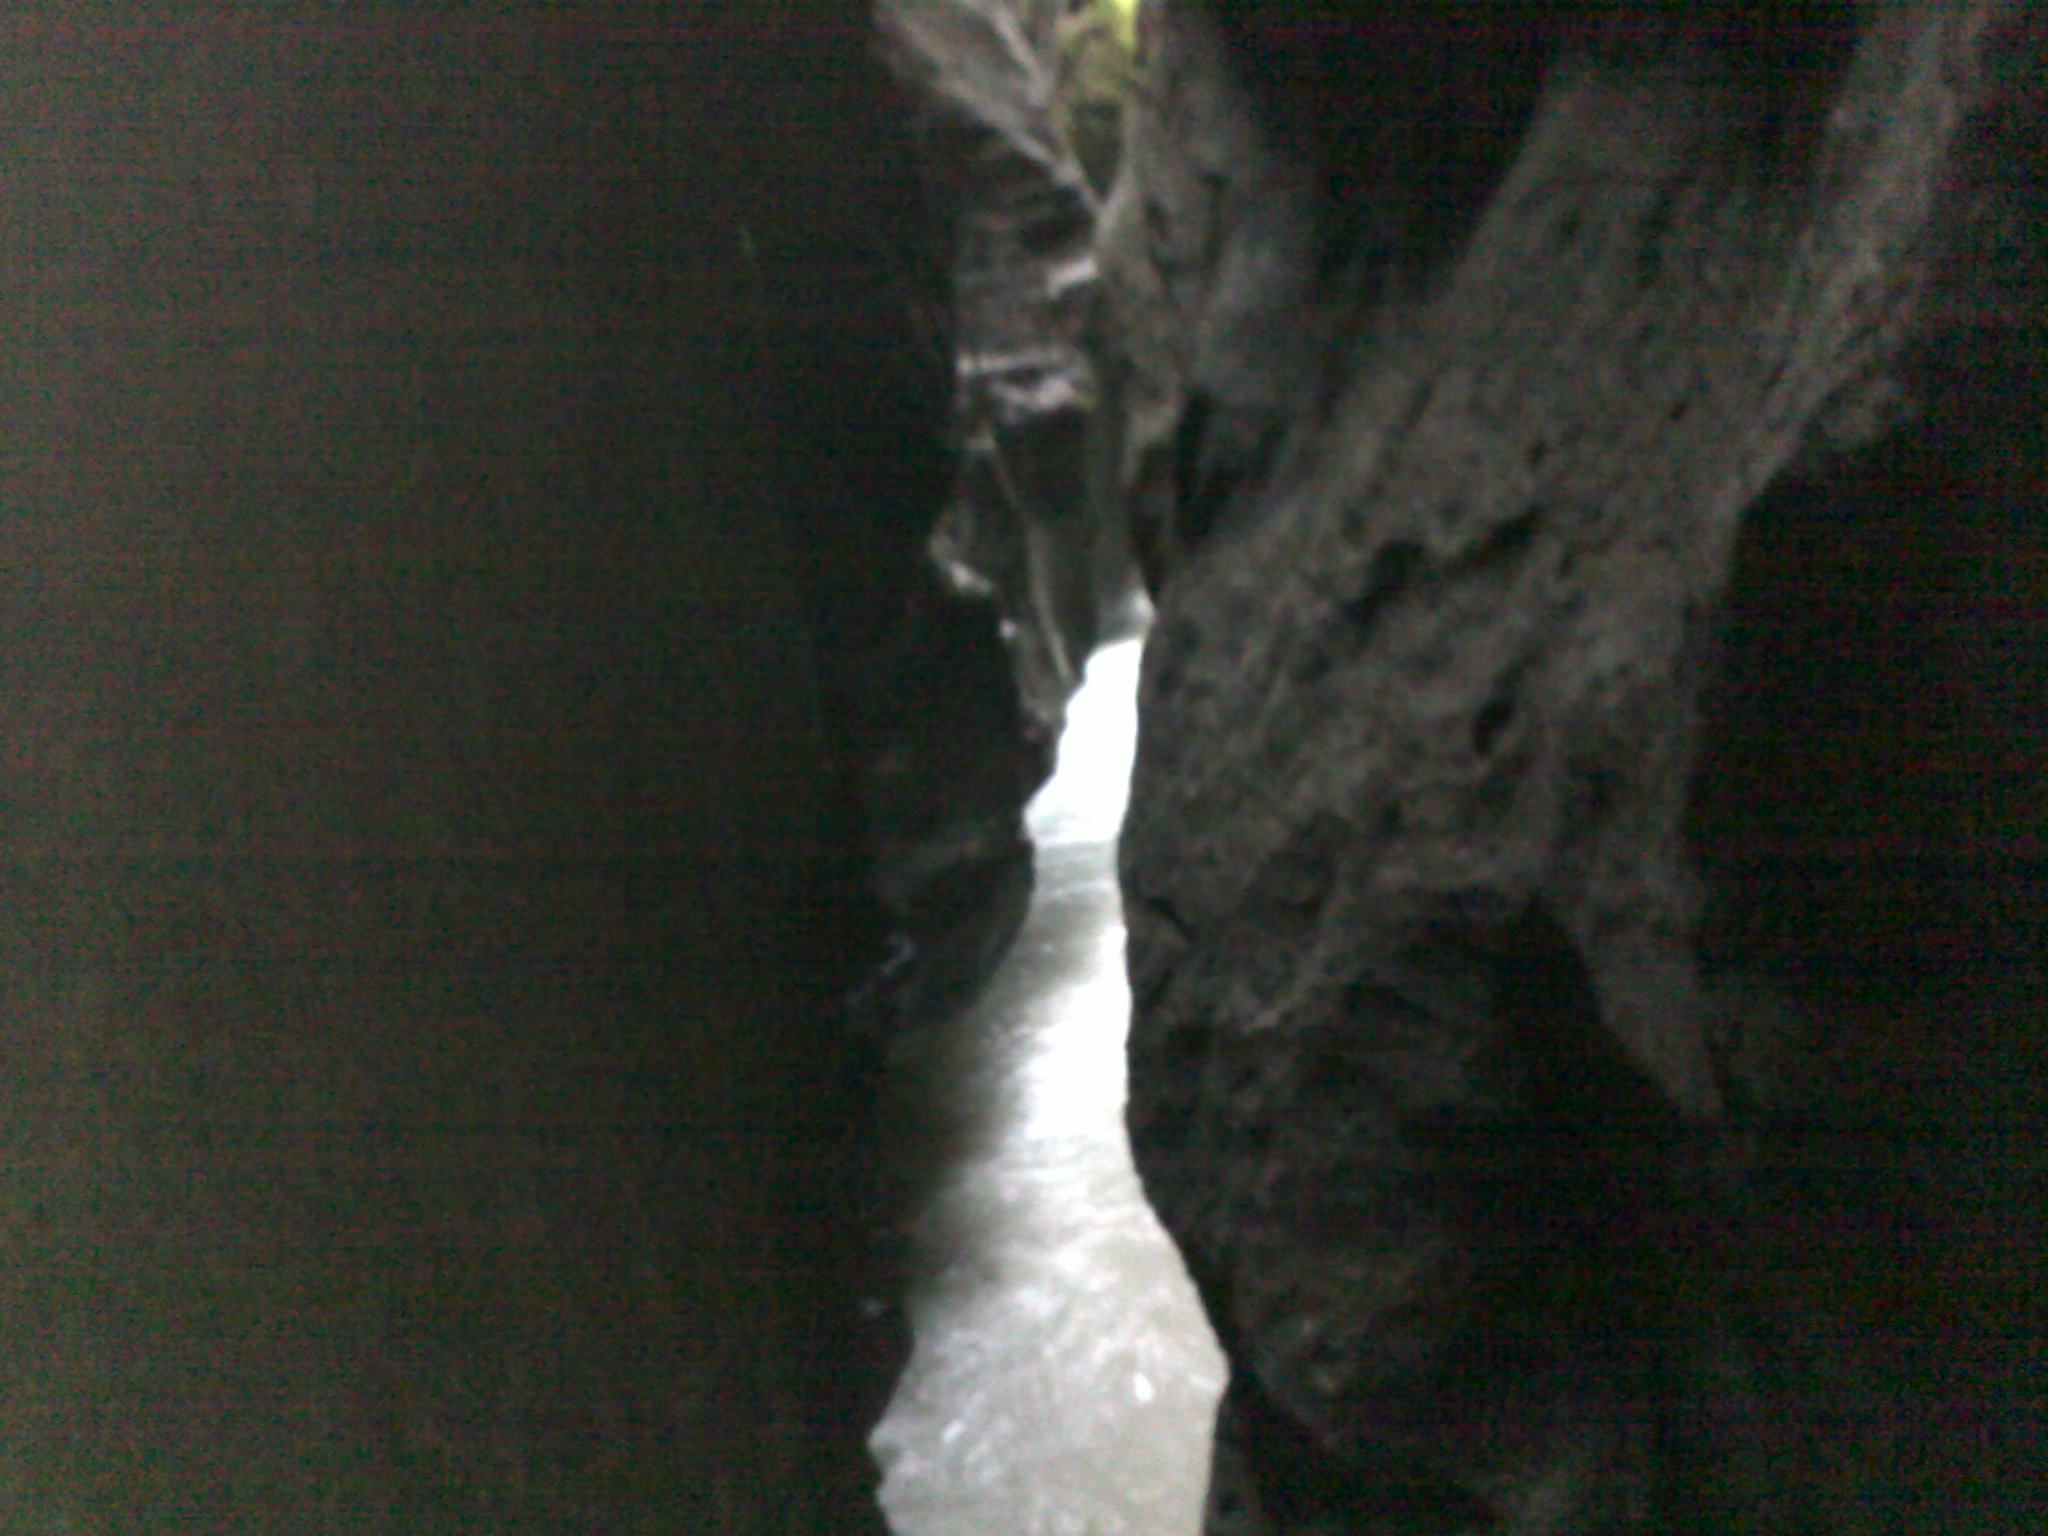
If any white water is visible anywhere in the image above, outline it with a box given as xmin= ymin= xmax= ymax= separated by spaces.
xmin=872 ymin=637 xmax=1226 ymax=1535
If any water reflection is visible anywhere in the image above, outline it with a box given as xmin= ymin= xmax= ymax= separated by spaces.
xmin=873 ymin=638 xmax=1226 ymax=1535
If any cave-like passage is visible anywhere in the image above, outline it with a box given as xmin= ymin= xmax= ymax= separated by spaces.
xmin=872 ymin=636 xmax=1226 ymax=1535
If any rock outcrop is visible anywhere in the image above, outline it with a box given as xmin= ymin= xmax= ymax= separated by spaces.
xmin=1106 ymin=2 xmax=2043 ymax=1528
xmin=881 ymin=0 xmax=1146 ymax=742
xmin=0 ymin=6 xmax=1002 ymax=1531
xmin=856 ymin=3 xmax=1157 ymax=1172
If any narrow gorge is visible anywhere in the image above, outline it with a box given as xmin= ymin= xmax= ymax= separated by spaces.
xmin=1 ymin=3 xmax=2039 ymax=1533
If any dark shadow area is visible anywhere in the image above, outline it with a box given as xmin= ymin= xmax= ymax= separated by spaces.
xmin=1208 ymin=1 xmax=1550 ymax=276
xmin=0 ymin=9 xmax=1015 ymax=1531
xmin=1690 ymin=348 xmax=2045 ymax=1001
xmin=1206 ymin=0 xmax=1860 ymax=281
xmin=1685 ymin=323 xmax=2047 ymax=1528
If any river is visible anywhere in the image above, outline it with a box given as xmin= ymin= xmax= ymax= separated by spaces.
xmin=872 ymin=637 xmax=1225 ymax=1536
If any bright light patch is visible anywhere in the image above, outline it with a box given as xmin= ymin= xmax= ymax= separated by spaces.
xmin=1102 ymin=0 xmax=1139 ymax=51
xmin=873 ymin=624 xmax=1224 ymax=1535
xmin=1014 ymin=958 xmax=1129 ymax=1139
xmin=1024 ymin=637 xmax=1146 ymax=849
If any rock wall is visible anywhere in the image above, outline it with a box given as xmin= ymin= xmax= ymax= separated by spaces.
xmin=0 ymin=5 xmax=977 ymax=1531
xmin=881 ymin=0 xmax=1145 ymax=743
xmin=1106 ymin=1 xmax=2043 ymax=1529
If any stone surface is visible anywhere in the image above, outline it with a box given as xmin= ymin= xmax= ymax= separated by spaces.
xmin=1105 ymin=2 xmax=2043 ymax=1529
xmin=0 ymin=5 xmax=975 ymax=1531
xmin=883 ymin=0 xmax=1145 ymax=737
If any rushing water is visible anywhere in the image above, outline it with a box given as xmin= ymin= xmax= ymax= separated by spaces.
xmin=872 ymin=637 xmax=1226 ymax=1536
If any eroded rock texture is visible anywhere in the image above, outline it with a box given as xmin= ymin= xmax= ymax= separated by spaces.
xmin=882 ymin=0 xmax=1146 ymax=742
xmin=853 ymin=0 xmax=1156 ymax=1086
xmin=1109 ymin=2 xmax=2043 ymax=1529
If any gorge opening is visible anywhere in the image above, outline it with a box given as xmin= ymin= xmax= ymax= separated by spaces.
xmin=872 ymin=633 xmax=1226 ymax=1535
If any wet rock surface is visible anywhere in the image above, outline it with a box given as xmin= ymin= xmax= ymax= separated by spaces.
xmin=881 ymin=0 xmax=1144 ymax=738
xmin=1103 ymin=2 xmax=2045 ymax=1529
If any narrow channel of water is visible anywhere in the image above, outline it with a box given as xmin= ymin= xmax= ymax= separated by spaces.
xmin=872 ymin=637 xmax=1225 ymax=1536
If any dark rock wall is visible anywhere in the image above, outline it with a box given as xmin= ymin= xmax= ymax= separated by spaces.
xmin=882 ymin=0 xmax=1145 ymax=742
xmin=1107 ymin=1 xmax=2042 ymax=1529
xmin=1684 ymin=312 xmax=2047 ymax=1529
xmin=0 ymin=5 xmax=960 ymax=1531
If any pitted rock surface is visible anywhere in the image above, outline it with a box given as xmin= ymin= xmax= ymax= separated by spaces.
xmin=1108 ymin=2 xmax=2040 ymax=1528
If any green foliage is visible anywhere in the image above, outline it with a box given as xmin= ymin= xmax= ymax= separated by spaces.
xmin=1056 ymin=0 xmax=1141 ymax=194
xmin=1101 ymin=0 xmax=1139 ymax=52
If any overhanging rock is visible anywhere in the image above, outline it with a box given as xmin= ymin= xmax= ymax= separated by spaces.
xmin=1105 ymin=1 xmax=2043 ymax=1527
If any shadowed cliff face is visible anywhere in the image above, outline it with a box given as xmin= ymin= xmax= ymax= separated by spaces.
xmin=0 ymin=5 xmax=975 ymax=1532
xmin=1103 ymin=0 xmax=2043 ymax=1529
xmin=879 ymin=0 xmax=1147 ymax=748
